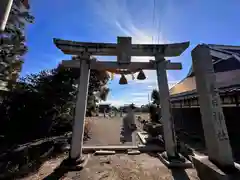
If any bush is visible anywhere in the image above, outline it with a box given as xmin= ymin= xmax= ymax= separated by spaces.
xmin=0 ymin=67 xmax=109 ymax=148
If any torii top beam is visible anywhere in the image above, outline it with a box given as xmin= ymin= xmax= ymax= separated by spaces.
xmin=53 ymin=37 xmax=190 ymax=58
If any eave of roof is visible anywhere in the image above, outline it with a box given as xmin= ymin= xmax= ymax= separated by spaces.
xmin=207 ymin=44 xmax=240 ymax=51
xmin=170 ymin=69 xmax=240 ymax=99
xmin=186 ymin=44 xmax=240 ymax=77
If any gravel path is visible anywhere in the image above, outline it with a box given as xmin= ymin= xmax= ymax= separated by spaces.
xmin=85 ymin=116 xmax=141 ymax=146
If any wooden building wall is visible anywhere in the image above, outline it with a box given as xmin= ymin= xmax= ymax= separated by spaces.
xmin=172 ymin=107 xmax=240 ymax=162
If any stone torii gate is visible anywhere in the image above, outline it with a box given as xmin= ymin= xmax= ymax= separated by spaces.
xmin=53 ymin=36 xmax=189 ymax=166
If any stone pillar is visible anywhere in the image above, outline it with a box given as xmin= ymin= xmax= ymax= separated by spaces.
xmin=104 ymin=109 xmax=106 ymax=117
xmin=120 ymin=110 xmax=123 ymax=117
xmin=155 ymin=57 xmax=177 ymax=158
xmin=191 ymin=45 xmax=234 ymax=167
xmin=70 ymin=58 xmax=90 ymax=161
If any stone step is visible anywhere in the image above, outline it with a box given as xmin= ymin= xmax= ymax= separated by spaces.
xmin=82 ymin=145 xmax=138 ymax=153
xmin=127 ymin=150 xmax=141 ymax=155
xmin=82 ymin=145 xmax=163 ymax=153
xmin=94 ymin=150 xmax=116 ymax=155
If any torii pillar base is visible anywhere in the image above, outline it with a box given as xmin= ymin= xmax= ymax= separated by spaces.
xmin=158 ymin=152 xmax=192 ymax=168
xmin=60 ymin=156 xmax=88 ymax=170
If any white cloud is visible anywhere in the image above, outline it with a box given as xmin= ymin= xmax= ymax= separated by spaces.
xmin=130 ymin=92 xmax=147 ymax=97
xmin=102 ymin=99 xmax=127 ymax=107
xmin=92 ymin=0 xmax=182 ymax=106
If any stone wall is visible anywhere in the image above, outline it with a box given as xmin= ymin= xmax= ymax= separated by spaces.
xmin=172 ymin=107 xmax=240 ymax=161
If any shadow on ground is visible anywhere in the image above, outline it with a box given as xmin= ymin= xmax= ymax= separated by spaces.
xmin=0 ymin=142 xmax=68 ymax=179
xmin=144 ymin=152 xmax=193 ymax=180
xmin=42 ymin=160 xmax=84 ymax=180
xmin=41 ymin=153 xmax=198 ymax=180
xmin=0 ymin=120 xmax=92 ymax=179
xmin=171 ymin=168 xmax=191 ymax=180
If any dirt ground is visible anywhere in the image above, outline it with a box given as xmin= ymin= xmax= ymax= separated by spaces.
xmin=21 ymin=153 xmax=199 ymax=180
xmin=20 ymin=114 xmax=199 ymax=180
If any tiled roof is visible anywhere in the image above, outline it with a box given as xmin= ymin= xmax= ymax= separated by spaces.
xmin=187 ymin=44 xmax=240 ymax=77
xmin=171 ymin=44 xmax=240 ymax=99
xmin=170 ymin=69 xmax=240 ymax=98
xmin=170 ymin=77 xmax=196 ymax=96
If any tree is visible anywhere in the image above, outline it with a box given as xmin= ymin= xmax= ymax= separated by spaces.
xmin=151 ymin=89 xmax=160 ymax=106
xmin=0 ymin=1 xmax=34 ymax=89
xmin=140 ymin=104 xmax=150 ymax=113
xmin=0 ymin=67 xmax=110 ymax=145
xmin=86 ymin=70 xmax=109 ymax=116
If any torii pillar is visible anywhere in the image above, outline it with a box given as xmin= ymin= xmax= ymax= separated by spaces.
xmin=154 ymin=55 xmax=178 ymax=158
xmin=69 ymin=54 xmax=90 ymax=165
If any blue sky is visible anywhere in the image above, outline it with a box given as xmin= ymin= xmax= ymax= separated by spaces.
xmin=22 ymin=0 xmax=240 ymax=107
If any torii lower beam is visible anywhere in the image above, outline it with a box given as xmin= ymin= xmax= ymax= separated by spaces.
xmin=61 ymin=60 xmax=182 ymax=70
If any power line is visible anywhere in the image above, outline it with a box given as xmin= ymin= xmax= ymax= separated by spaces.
xmin=152 ymin=0 xmax=162 ymax=44
xmin=157 ymin=17 xmax=161 ymax=44
xmin=151 ymin=0 xmax=163 ymax=44
xmin=151 ymin=0 xmax=156 ymax=44
xmin=156 ymin=1 xmax=161 ymax=44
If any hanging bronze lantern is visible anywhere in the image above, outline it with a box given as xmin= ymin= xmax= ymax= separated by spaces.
xmin=119 ymin=74 xmax=128 ymax=85
xmin=137 ymin=69 xmax=146 ymax=80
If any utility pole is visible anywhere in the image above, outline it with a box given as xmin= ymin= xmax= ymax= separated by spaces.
xmin=0 ymin=0 xmax=13 ymax=32
xmin=148 ymin=93 xmax=150 ymax=105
